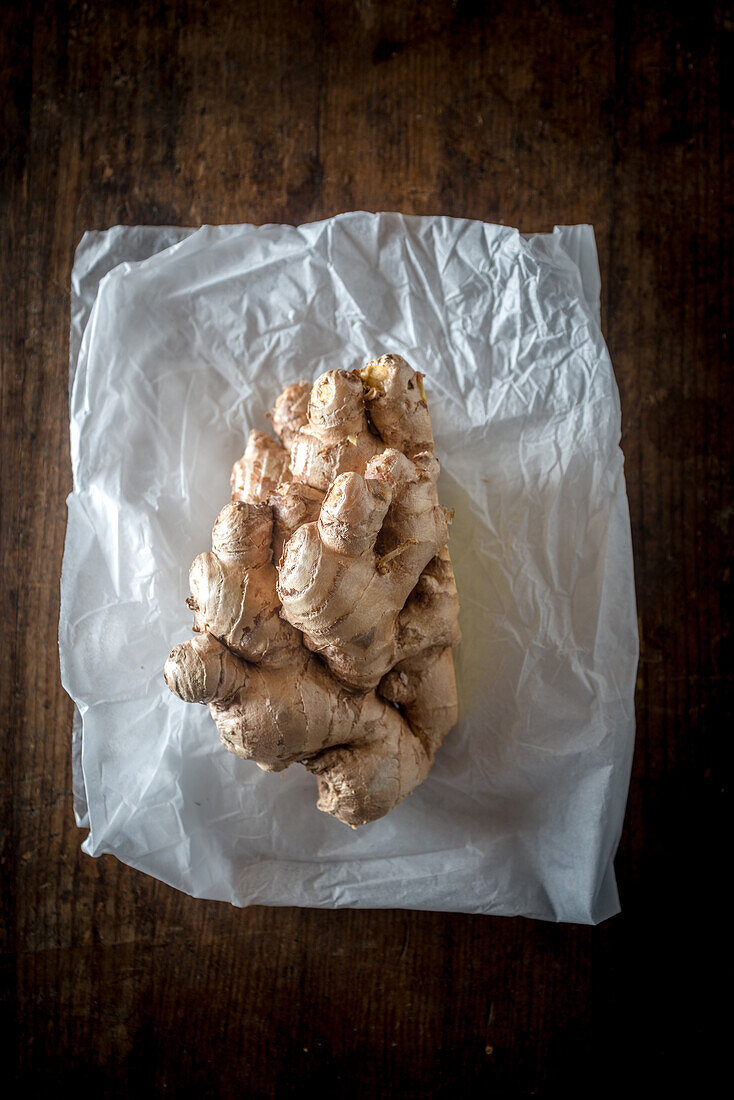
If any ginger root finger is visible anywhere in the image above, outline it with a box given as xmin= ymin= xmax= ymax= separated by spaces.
xmin=307 ymin=719 xmax=438 ymax=828
xmin=379 ymin=645 xmax=459 ymax=756
xmin=188 ymin=501 xmax=300 ymax=666
xmin=231 ymin=429 xmax=290 ymax=504
xmin=272 ymin=379 xmax=311 ymax=449
xmin=394 ymin=548 xmax=461 ymax=665
xmin=269 ymin=480 xmax=324 ymax=561
xmin=318 ymin=471 xmax=392 ymax=555
xmin=289 ymin=370 xmax=383 ymax=491
xmin=164 ymin=632 xmax=246 ymax=705
xmin=360 ymin=353 xmax=434 ymax=458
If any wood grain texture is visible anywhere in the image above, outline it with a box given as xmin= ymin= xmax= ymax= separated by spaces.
xmin=1 ymin=0 xmax=730 ymax=1094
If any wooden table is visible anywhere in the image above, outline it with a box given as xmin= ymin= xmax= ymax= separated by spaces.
xmin=2 ymin=1 xmax=729 ymax=1093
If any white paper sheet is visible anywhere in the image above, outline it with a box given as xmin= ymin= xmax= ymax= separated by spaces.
xmin=60 ymin=214 xmax=638 ymax=922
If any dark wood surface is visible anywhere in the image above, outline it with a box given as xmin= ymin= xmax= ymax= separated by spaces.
xmin=2 ymin=1 xmax=730 ymax=1094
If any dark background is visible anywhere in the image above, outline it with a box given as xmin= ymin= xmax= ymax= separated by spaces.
xmin=1 ymin=0 xmax=731 ymax=1095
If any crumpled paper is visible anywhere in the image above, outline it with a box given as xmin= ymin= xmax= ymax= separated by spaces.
xmin=60 ymin=214 xmax=638 ymax=923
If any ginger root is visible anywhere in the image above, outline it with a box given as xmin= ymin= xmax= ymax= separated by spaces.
xmin=165 ymin=354 xmax=461 ymax=827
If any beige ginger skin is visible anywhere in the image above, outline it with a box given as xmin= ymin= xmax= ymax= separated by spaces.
xmin=165 ymin=354 xmax=461 ymax=827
